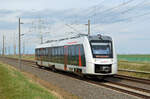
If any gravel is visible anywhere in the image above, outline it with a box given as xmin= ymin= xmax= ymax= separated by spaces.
xmin=0 ymin=57 xmax=140 ymax=99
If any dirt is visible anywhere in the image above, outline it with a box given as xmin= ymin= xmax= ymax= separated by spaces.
xmin=23 ymin=71 xmax=79 ymax=99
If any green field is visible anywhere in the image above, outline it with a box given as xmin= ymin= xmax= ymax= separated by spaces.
xmin=118 ymin=54 xmax=150 ymax=63
xmin=0 ymin=62 xmax=57 ymax=99
xmin=118 ymin=55 xmax=150 ymax=79
xmin=118 ymin=55 xmax=150 ymax=72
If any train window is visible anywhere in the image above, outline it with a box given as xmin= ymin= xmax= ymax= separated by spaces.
xmin=51 ymin=48 xmax=53 ymax=62
xmin=53 ymin=47 xmax=56 ymax=62
xmin=43 ymin=48 xmax=45 ymax=56
xmin=67 ymin=46 xmax=70 ymax=64
xmin=59 ymin=47 xmax=61 ymax=63
xmin=54 ymin=47 xmax=56 ymax=62
xmin=71 ymin=46 xmax=75 ymax=65
xmin=70 ymin=46 xmax=73 ymax=65
xmin=50 ymin=47 xmax=52 ymax=61
xmin=46 ymin=48 xmax=48 ymax=56
xmin=61 ymin=46 xmax=64 ymax=64
xmin=53 ymin=47 xmax=55 ymax=62
xmin=80 ymin=45 xmax=86 ymax=66
xmin=70 ymin=46 xmax=72 ymax=65
xmin=48 ymin=47 xmax=50 ymax=61
xmin=42 ymin=49 xmax=44 ymax=56
xmin=56 ymin=47 xmax=58 ymax=63
xmin=56 ymin=47 xmax=58 ymax=62
xmin=75 ymin=45 xmax=78 ymax=66
xmin=39 ymin=49 xmax=40 ymax=56
xmin=68 ymin=46 xmax=70 ymax=65
xmin=35 ymin=45 xmax=85 ymax=66
xmin=40 ymin=49 xmax=43 ymax=56
xmin=72 ymin=46 xmax=76 ymax=65
xmin=58 ymin=47 xmax=60 ymax=63
xmin=46 ymin=48 xmax=49 ymax=61
xmin=90 ymin=40 xmax=113 ymax=58
xmin=44 ymin=48 xmax=45 ymax=60
xmin=60 ymin=47 xmax=62 ymax=63
xmin=59 ymin=47 xmax=62 ymax=63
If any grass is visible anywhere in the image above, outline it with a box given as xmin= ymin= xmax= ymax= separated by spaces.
xmin=118 ymin=54 xmax=150 ymax=79
xmin=118 ymin=60 xmax=150 ymax=72
xmin=118 ymin=54 xmax=150 ymax=63
xmin=118 ymin=71 xmax=150 ymax=79
xmin=0 ymin=62 xmax=58 ymax=99
xmin=5 ymin=55 xmax=35 ymax=61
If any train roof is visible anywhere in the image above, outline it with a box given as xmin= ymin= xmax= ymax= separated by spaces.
xmin=35 ymin=34 xmax=112 ymax=49
xmin=88 ymin=35 xmax=112 ymax=41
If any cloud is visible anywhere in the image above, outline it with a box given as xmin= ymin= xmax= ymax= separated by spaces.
xmin=0 ymin=1 xmax=150 ymax=54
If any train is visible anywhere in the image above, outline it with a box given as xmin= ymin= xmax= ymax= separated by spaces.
xmin=35 ymin=34 xmax=117 ymax=77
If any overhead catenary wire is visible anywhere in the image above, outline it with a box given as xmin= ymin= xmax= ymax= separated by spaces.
xmin=89 ymin=0 xmax=135 ymax=19
xmin=115 ymin=0 xmax=147 ymax=15
xmin=92 ymin=0 xmax=149 ymax=30
xmin=120 ymin=11 xmax=150 ymax=22
xmin=99 ymin=0 xmax=148 ymax=20
xmin=65 ymin=24 xmax=83 ymax=35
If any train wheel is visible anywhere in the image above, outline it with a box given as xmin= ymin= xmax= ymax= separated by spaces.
xmin=36 ymin=62 xmax=42 ymax=69
xmin=52 ymin=65 xmax=56 ymax=72
xmin=38 ymin=65 xmax=43 ymax=69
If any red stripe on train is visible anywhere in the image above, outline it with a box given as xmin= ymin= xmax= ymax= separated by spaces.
xmin=78 ymin=46 xmax=82 ymax=67
xmin=67 ymin=41 xmax=77 ymax=44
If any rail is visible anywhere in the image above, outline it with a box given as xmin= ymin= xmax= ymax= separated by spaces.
xmin=119 ymin=69 xmax=150 ymax=74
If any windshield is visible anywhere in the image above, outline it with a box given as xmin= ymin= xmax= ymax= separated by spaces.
xmin=91 ymin=41 xmax=113 ymax=58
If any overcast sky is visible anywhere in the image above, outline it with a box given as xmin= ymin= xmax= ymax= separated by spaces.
xmin=0 ymin=0 xmax=150 ymax=54
xmin=0 ymin=0 xmax=98 ymax=10
xmin=0 ymin=0 xmax=124 ymax=10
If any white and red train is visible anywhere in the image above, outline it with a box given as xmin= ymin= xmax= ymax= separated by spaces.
xmin=35 ymin=34 xmax=117 ymax=77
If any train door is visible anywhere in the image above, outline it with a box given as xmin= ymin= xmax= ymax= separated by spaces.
xmin=64 ymin=46 xmax=68 ymax=70
xmin=40 ymin=48 xmax=43 ymax=66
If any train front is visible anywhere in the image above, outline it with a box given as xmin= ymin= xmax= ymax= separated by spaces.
xmin=85 ymin=35 xmax=117 ymax=76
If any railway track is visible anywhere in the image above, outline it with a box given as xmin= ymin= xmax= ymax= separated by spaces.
xmin=1 ymin=56 xmax=150 ymax=99
xmin=114 ymin=74 xmax=150 ymax=85
xmin=86 ymin=79 xmax=150 ymax=99
xmin=103 ymin=78 xmax=150 ymax=99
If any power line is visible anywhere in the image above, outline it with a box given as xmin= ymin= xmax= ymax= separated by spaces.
xmin=121 ymin=11 xmax=150 ymax=21
xmin=89 ymin=0 xmax=135 ymax=18
xmin=65 ymin=24 xmax=82 ymax=35
xmin=108 ymin=0 xmax=147 ymax=16
xmin=70 ymin=0 xmax=106 ymax=25
xmin=92 ymin=0 xmax=148 ymax=30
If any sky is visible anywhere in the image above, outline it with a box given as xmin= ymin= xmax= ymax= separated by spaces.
xmin=0 ymin=0 xmax=127 ymax=10
xmin=0 ymin=0 xmax=150 ymax=54
xmin=0 ymin=0 xmax=104 ymax=10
